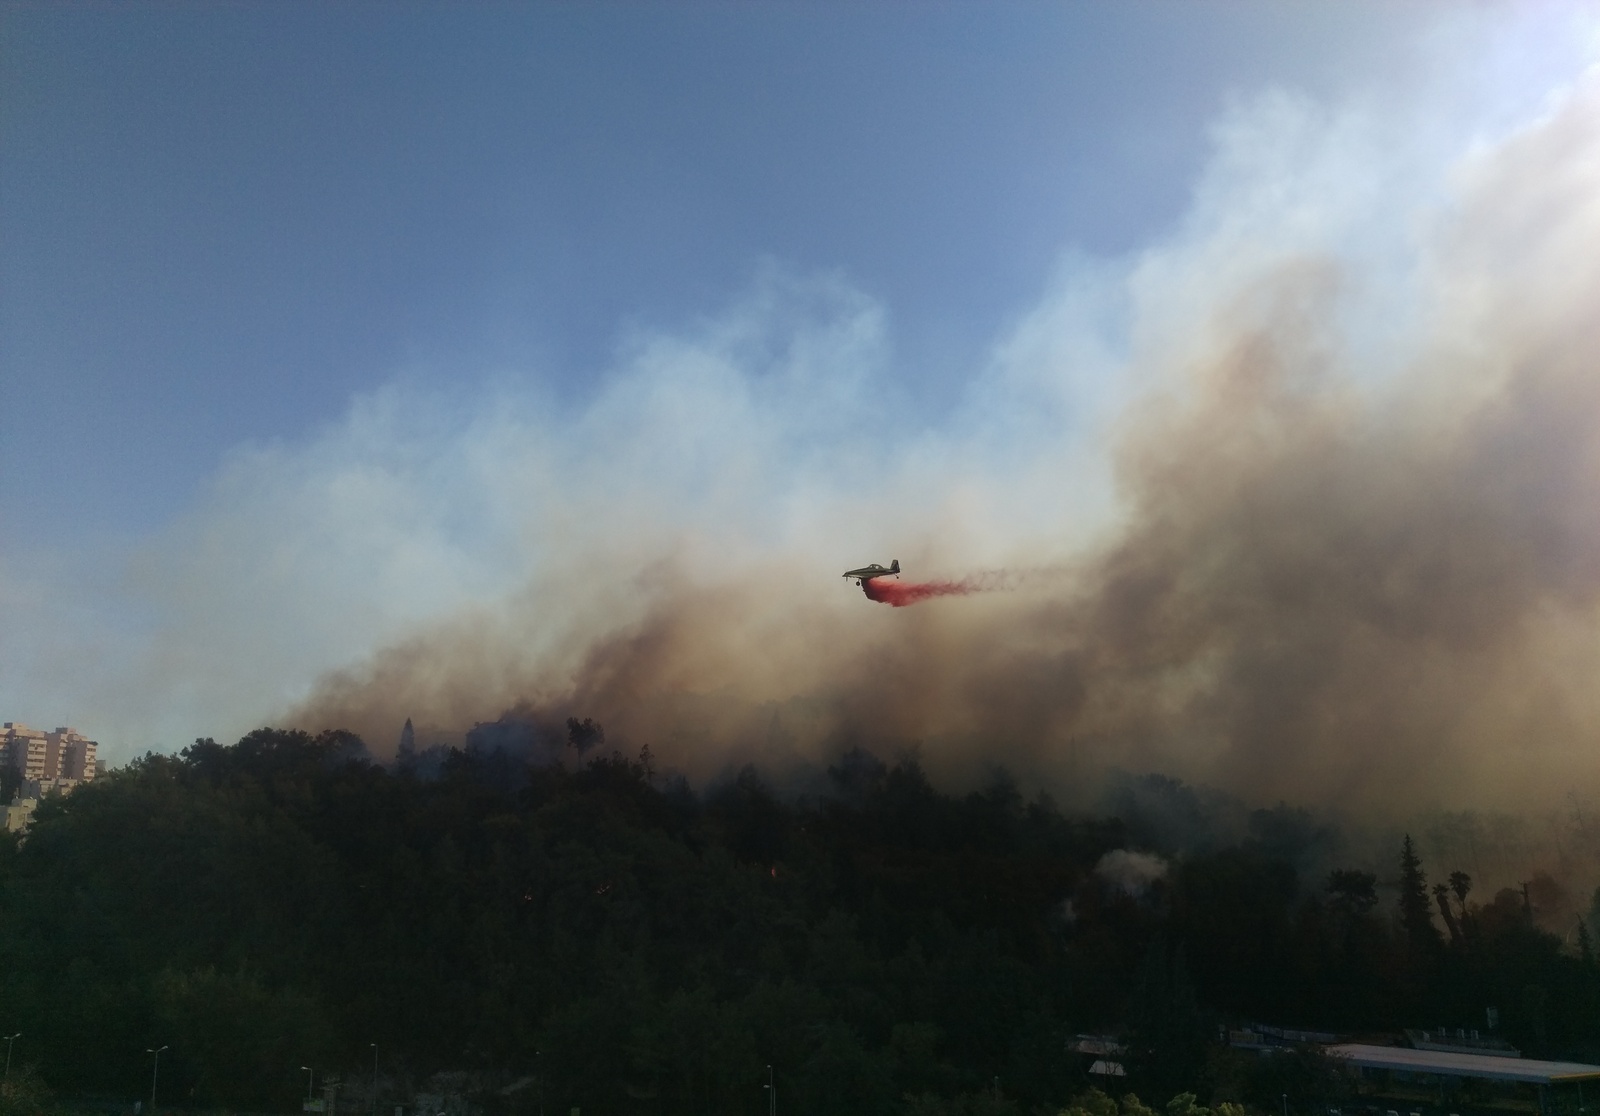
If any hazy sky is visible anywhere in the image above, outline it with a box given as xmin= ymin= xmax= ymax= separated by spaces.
xmin=5 ymin=1 xmax=1439 ymax=541
xmin=4 ymin=2 xmax=1598 ymax=795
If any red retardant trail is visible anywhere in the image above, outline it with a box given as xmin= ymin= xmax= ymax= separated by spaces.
xmin=862 ymin=577 xmax=980 ymax=607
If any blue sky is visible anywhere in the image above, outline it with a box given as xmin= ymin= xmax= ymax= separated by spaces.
xmin=5 ymin=2 xmax=1600 ymax=805
xmin=3 ymin=2 xmax=1432 ymax=543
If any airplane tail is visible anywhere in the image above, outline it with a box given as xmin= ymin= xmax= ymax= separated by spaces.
xmin=890 ymin=559 xmax=900 ymax=573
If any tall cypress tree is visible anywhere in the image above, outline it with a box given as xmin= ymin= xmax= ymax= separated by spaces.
xmin=1125 ymin=936 xmax=1208 ymax=1100
xmin=1398 ymin=834 xmax=1442 ymax=953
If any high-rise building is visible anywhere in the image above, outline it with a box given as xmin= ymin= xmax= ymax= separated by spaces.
xmin=51 ymin=727 xmax=98 ymax=780
xmin=3 ymin=722 xmax=49 ymax=781
xmin=4 ymin=722 xmax=100 ymax=784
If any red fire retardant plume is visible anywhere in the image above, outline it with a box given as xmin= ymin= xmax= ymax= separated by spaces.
xmin=861 ymin=578 xmax=977 ymax=607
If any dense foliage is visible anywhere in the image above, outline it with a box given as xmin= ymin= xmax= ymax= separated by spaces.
xmin=1 ymin=729 xmax=1597 ymax=1115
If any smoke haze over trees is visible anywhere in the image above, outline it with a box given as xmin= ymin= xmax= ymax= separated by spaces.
xmin=8 ymin=11 xmax=1600 ymax=1116
xmin=6 ymin=729 xmax=1600 ymax=1114
xmin=4 ymin=11 xmax=1599 ymax=845
xmin=276 ymin=59 xmax=1600 ymax=828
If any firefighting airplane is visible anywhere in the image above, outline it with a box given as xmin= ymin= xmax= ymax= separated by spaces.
xmin=842 ymin=560 xmax=900 ymax=585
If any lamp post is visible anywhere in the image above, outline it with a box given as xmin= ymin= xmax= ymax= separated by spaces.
xmin=3 ymin=1033 xmax=20 ymax=1085
xmin=146 ymin=1046 xmax=168 ymax=1112
xmin=764 ymin=1065 xmax=775 ymax=1116
xmin=370 ymin=1045 xmax=378 ymax=1116
xmin=303 ymin=1066 xmax=315 ymax=1106
xmin=1282 ymin=1093 xmax=1289 ymax=1116
xmin=535 ymin=1051 xmax=543 ymax=1116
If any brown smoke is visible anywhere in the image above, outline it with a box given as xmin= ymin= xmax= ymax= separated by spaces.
xmin=290 ymin=75 xmax=1600 ymax=822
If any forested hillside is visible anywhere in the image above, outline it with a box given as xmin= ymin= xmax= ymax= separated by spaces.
xmin=1 ymin=729 xmax=1595 ymax=1116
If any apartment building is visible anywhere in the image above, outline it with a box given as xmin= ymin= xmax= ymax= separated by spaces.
xmin=3 ymin=723 xmax=48 ymax=781
xmin=56 ymin=727 xmax=98 ymax=779
xmin=3 ymin=722 xmax=98 ymax=785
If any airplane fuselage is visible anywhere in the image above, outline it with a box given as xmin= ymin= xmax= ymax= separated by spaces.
xmin=843 ymin=559 xmax=900 ymax=584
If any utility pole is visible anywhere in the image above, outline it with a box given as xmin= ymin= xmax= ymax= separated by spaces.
xmin=3 ymin=1033 xmax=19 ymax=1085
xmin=146 ymin=1046 xmax=168 ymax=1112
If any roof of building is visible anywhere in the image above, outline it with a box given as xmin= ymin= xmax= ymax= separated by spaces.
xmin=1328 ymin=1043 xmax=1600 ymax=1084
xmin=1403 ymin=1028 xmax=1521 ymax=1057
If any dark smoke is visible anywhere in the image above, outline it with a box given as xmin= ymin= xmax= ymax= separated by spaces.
xmin=288 ymin=75 xmax=1600 ymax=847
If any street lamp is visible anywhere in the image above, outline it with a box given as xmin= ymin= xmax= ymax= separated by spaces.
xmin=303 ymin=1066 xmax=315 ymax=1106
xmin=146 ymin=1046 xmax=168 ymax=1112
xmin=370 ymin=1045 xmax=378 ymax=1116
xmin=535 ymin=1050 xmax=543 ymax=1116
xmin=3 ymin=1033 xmax=20 ymax=1084
xmin=764 ymin=1065 xmax=775 ymax=1116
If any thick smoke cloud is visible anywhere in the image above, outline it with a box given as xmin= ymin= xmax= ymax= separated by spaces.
xmin=5 ymin=13 xmax=1599 ymax=849
xmin=291 ymin=65 xmax=1600 ymax=821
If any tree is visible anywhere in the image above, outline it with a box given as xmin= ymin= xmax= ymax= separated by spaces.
xmin=565 ymin=717 xmax=604 ymax=753
xmin=16 ymin=726 xmax=1600 ymax=1113
xmin=1124 ymin=939 xmax=1208 ymax=1100
xmin=1433 ymin=884 xmax=1462 ymax=946
xmin=1398 ymin=835 xmax=1442 ymax=954
xmin=1448 ymin=870 xmax=1474 ymax=941
xmin=0 ymin=1062 xmax=57 ymax=1116
xmin=1326 ymin=870 xmax=1377 ymax=917
xmin=1240 ymin=1046 xmax=1356 ymax=1114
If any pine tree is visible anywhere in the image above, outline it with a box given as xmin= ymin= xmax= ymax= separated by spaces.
xmin=1125 ymin=937 xmax=1208 ymax=1099
xmin=1398 ymin=834 xmax=1442 ymax=953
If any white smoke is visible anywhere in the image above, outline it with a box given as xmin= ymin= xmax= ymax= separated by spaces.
xmin=1 ymin=5 xmax=1598 ymax=829
xmin=1093 ymin=850 xmax=1170 ymax=899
